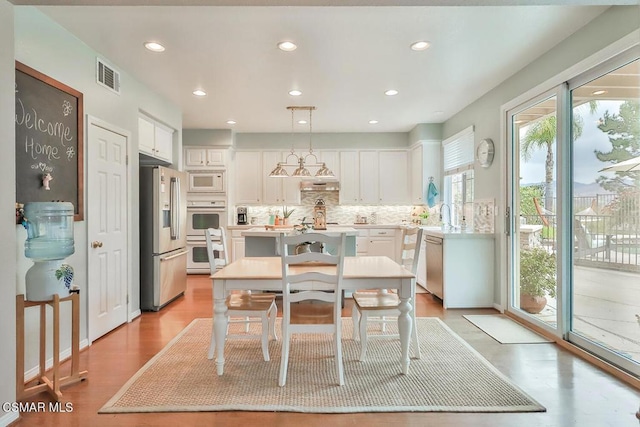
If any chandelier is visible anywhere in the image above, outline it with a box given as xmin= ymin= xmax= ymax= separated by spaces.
xmin=268 ymin=106 xmax=335 ymax=178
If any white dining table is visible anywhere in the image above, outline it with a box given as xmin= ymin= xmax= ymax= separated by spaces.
xmin=210 ymin=256 xmax=416 ymax=376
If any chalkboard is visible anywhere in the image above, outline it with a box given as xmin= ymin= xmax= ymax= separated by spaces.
xmin=15 ymin=61 xmax=84 ymax=221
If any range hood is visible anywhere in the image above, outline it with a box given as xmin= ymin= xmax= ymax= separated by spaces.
xmin=300 ymin=180 xmax=340 ymax=192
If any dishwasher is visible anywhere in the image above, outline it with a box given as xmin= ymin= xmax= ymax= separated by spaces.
xmin=425 ymin=235 xmax=444 ymax=300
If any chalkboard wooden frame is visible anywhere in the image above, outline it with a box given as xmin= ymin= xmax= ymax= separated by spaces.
xmin=15 ymin=61 xmax=84 ymax=221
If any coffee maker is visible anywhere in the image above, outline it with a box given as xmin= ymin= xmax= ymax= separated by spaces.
xmin=237 ymin=206 xmax=248 ymax=225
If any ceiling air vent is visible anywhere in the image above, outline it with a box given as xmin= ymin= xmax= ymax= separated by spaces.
xmin=96 ymin=58 xmax=120 ymax=94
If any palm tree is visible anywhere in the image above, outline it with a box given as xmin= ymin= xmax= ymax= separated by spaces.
xmin=521 ymin=116 xmax=558 ymax=211
xmin=520 ymin=113 xmax=585 ymax=212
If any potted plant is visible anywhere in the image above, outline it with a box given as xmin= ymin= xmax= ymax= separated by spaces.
xmin=419 ymin=211 xmax=430 ymax=225
xmin=282 ymin=206 xmax=295 ymax=225
xmin=519 ymin=247 xmax=556 ymax=314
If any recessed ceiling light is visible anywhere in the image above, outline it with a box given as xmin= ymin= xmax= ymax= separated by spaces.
xmin=192 ymin=89 xmax=207 ymax=97
xmin=297 ymin=120 xmax=307 ymax=124
xmin=369 ymin=120 xmax=379 ymax=124
xmin=410 ymin=41 xmax=430 ymax=51
xmin=277 ymin=41 xmax=297 ymax=52
xmin=226 ymin=120 xmax=236 ymax=125
xmin=144 ymin=41 xmax=165 ymax=52
xmin=385 ymin=89 xmax=398 ymax=96
xmin=592 ymin=90 xmax=608 ymax=95
xmin=289 ymin=90 xmax=302 ymax=96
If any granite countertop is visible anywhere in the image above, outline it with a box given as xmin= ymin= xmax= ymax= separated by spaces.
xmin=230 ymin=223 xmax=405 ymax=230
xmin=421 ymin=226 xmax=495 ymax=239
xmin=241 ymin=226 xmax=358 ymax=237
xmin=227 ymin=224 xmax=255 ymax=230
xmin=230 ymin=223 xmax=494 ymax=238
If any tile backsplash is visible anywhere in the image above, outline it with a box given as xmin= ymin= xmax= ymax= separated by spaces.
xmin=473 ymin=199 xmax=495 ymax=233
xmin=237 ymin=191 xmax=442 ymax=226
xmin=236 ymin=194 xmax=494 ymax=232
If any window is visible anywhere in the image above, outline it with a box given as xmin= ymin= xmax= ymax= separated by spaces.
xmin=446 ymin=170 xmax=474 ymax=227
xmin=443 ymin=126 xmax=475 ymax=227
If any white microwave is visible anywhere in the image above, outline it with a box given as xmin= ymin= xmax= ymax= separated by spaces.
xmin=188 ymin=171 xmax=225 ymax=193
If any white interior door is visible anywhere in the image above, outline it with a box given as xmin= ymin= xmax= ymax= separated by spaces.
xmin=87 ymin=118 xmax=129 ymax=342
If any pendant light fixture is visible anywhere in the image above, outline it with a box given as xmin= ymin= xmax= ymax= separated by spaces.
xmin=268 ymin=106 xmax=335 ymax=179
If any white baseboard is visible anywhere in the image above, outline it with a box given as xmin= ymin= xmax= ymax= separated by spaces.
xmin=0 ymin=411 xmax=19 ymax=427
xmin=129 ymin=309 xmax=141 ymax=322
xmin=23 ymin=339 xmax=90 ymax=383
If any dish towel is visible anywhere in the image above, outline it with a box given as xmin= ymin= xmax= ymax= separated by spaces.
xmin=427 ymin=181 xmax=439 ymax=208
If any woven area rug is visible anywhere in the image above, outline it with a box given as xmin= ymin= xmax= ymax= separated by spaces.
xmin=100 ymin=317 xmax=545 ymax=414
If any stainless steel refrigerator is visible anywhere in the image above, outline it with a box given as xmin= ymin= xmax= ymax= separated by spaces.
xmin=140 ymin=165 xmax=188 ymax=311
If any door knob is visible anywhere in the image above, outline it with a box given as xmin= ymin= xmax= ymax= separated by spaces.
xmin=91 ymin=241 xmax=103 ymax=248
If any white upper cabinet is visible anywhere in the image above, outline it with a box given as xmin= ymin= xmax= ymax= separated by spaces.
xmin=262 ymin=151 xmax=300 ymax=205
xmin=378 ymin=150 xmax=409 ymax=204
xmin=316 ymin=150 xmax=340 ymax=180
xmin=234 ymin=151 xmax=301 ymax=205
xmin=409 ymin=141 xmax=442 ymax=206
xmin=339 ymin=150 xmax=409 ymax=205
xmin=138 ymin=116 xmax=155 ymax=156
xmin=339 ymin=151 xmax=360 ymax=204
xmin=184 ymin=147 xmax=227 ymax=169
xmin=410 ymin=143 xmax=425 ymax=205
xmin=138 ymin=115 xmax=173 ymax=164
xmin=234 ymin=151 xmax=263 ymax=204
xmin=153 ymin=124 xmax=173 ymax=163
xmin=359 ymin=151 xmax=379 ymax=204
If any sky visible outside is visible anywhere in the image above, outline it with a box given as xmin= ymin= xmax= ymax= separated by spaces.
xmin=519 ymin=100 xmax=624 ymax=186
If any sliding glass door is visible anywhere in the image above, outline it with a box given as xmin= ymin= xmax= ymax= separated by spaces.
xmin=507 ymin=88 xmax=562 ymax=334
xmin=567 ymin=55 xmax=640 ymax=375
xmin=507 ymin=47 xmax=640 ymax=376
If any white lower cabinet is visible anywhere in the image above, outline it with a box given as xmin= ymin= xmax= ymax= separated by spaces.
xmin=367 ymin=229 xmax=397 ymax=261
xmin=416 ymin=236 xmax=427 ymax=288
xmin=231 ymin=230 xmax=245 ymax=262
xmin=355 ymin=228 xmax=399 ymax=262
xmin=356 ymin=229 xmax=368 ymax=256
xmin=426 ymin=233 xmax=494 ymax=309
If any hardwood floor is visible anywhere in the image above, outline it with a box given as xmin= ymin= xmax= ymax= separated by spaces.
xmin=12 ymin=275 xmax=640 ymax=427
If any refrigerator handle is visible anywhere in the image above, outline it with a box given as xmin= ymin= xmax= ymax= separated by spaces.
xmin=170 ymin=177 xmax=180 ymax=240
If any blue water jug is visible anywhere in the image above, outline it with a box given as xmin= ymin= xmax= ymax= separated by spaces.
xmin=24 ymin=202 xmax=75 ymax=260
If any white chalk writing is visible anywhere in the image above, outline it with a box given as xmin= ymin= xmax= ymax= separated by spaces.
xmin=24 ymin=135 xmax=60 ymax=161
xmin=31 ymin=162 xmax=53 ymax=173
xmin=15 ymin=98 xmax=73 ymax=146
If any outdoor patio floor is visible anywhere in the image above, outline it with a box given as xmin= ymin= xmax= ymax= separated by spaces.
xmin=535 ymin=262 xmax=640 ymax=362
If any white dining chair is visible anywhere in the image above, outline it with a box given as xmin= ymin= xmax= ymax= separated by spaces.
xmin=351 ymin=226 xmax=423 ymax=361
xmin=278 ymin=232 xmax=346 ymax=387
xmin=205 ymin=227 xmax=277 ymax=362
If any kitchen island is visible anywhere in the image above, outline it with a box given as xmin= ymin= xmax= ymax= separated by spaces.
xmin=241 ymin=226 xmax=358 ymax=257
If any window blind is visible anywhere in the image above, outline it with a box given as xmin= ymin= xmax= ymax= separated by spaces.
xmin=442 ymin=125 xmax=474 ymax=175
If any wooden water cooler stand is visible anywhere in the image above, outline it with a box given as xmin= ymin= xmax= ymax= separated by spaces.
xmin=16 ymin=292 xmax=88 ymax=401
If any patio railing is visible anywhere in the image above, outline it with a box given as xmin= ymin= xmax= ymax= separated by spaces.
xmin=520 ymin=191 xmax=639 ymax=272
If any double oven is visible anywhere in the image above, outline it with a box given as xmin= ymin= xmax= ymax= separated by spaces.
xmin=186 ymin=195 xmax=228 ymax=274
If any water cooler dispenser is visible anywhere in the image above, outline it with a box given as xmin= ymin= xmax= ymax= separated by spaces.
xmin=23 ymin=202 xmax=75 ymax=301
